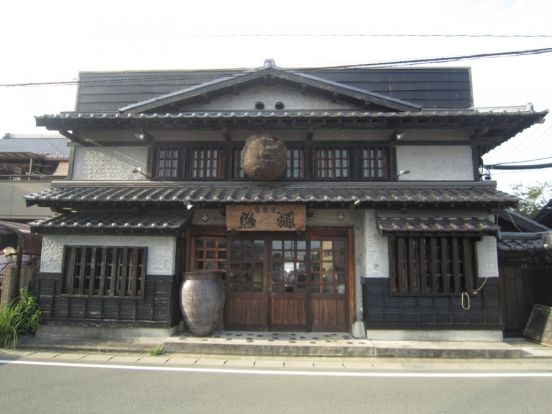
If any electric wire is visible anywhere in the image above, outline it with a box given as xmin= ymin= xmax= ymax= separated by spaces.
xmin=1 ymin=47 xmax=552 ymax=87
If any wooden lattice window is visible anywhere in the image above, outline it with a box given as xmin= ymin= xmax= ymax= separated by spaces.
xmin=309 ymin=240 xmax=346 ymax=294
xmin=271 ymin=240 xmax=307 ymax=293
xmin=389 ymin=236 xmax=477 ymax=295
xmin=362 ymin=147 xmax=389 ymax=178
xmin=191 ymin=146 xmax=223 ymax=178
xmin=155 ymin=147 xmax=180 ymax=178
xmin=233 ymin=147 xmax=245 ymax=178
xmin=314 ymin=146 xmax=349 ymax=178
xmin=286 ymin=148 xmax=304 ymax=178
xmin=228 ymin=239 xmax=264 ymax=292
xmin=63 ymin=246 xmax=147 ymax=297
xmin=193 ymin=237 xmax=226 ymax=270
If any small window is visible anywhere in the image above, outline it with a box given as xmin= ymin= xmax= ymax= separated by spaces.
xmin=155 ymin=147 xmax=180 ymax=178
xmin=63 ymin=246 xmax=147 ymax=297
xmin=390 ymin=236 xmax=477 ymax=295
xmin=233 ymin=147 xmax=245 ymax=178
xmin=286 ymin=147 xmax=304 ymax=178
xmin=314 ymin=146 xmax=349 ymax=179
xmin=191 ymin=146 xmax=223 ymax=179
xmin=193 ymin=237 xmax=226 ymax=270
xmin=362 ymin=147 xmax=389 ymax=178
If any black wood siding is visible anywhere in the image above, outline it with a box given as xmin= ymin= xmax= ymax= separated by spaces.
xmin=35 ymin=273 xmax=178 ymax=327
xmin=76 ymin=68 xmax=472 ymax=112
xmin=362 ymin=277 xmax=501 ymax=329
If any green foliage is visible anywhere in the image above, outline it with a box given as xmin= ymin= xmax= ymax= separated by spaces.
xmin=149 ymin=345 xmax=165 ymax=356
xmin=510 ymin=182 xmax=552 ymax=218
xmin=0 ymin=289 xmax=42 ymax=349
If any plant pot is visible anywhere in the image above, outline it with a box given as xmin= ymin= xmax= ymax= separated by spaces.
xmin=180 ymin=271 xmax=225 ymax=337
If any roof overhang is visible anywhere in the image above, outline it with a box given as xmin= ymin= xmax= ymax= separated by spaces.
xmin=376 ymin=215 xmax=499 ymax=236
xmin=35 ymin=110 xmax=547 ymax=152
xmin=30 ymin=211 xmax=193 ymax=235
xmin=24 ymin=181 xmax=518 ymax=209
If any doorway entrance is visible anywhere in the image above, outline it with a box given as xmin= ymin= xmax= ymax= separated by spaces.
xmin=189 ymin=228 xmax=350 ymax=331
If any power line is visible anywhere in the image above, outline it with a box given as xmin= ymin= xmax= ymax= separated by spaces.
xmin=151 ymin=33 xmax=552 ymax=39
xmin=486 ymin=162 xmax=552 ymax=170
xmin=1 ymin=47 xmax=552 ymax=87
xmin=493 ymin=156 xmax=552 ymax=165
xmin=313 ymin=47 xmax=552 ymax=69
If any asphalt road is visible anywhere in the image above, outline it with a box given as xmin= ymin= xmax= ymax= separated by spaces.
xmin=1 ymin=360 xmax=551 ymax=414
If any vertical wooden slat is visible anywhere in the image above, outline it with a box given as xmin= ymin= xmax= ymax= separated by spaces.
xmin=139 ymin=248 xmax=147 ymax=297
xmin=388 ymin=237 xmax=397 ymax=293
xmin=463 ymin=238 xmax=474 ymax=293
xmin=120 ymin=248 xmax=129 ymax=297
xmin=130 ymin=248 xmax=139 ymax=296
xmin=397 ymin=238 xmax=406 ymax=294
xmin=88 ymin=247 xmax=97 ymax=296
xmin=78 ymin=248 xmax=87 ymax=295
xmin=419 ymin=238 xmax=429 ymax=294
xmin=408 ymin=238 xmax=417 ymax=294
xmin=430 ymin=238 xmax=438 ymax=294
xmin=109 ymin=248 xmax=118 ymax=296
xmin=66 ymin=247 xmax=77 ymax=295
xmin=451 ymin=237 xmax=461 ymax=294
xmin=98 ymin=247 xmax=107 ymax=296
xmin=441 ymin=238 xmax=449 ymax=294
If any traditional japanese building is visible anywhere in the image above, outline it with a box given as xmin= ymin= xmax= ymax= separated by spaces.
xmin=27 ymin=61 xmax=547 ymax=340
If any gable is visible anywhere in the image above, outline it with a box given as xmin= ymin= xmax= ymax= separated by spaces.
xmin=119 ymin=68 xmax=421 ymax=114
xmin=177 ymin=81 xmax=361 ymax=111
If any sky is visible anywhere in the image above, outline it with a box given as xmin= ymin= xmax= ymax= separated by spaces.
xmin=1 ymin=0 xmax=551 ymax=192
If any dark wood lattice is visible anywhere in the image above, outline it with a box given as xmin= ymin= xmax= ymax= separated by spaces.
xmin=155 ymin=147 xmax=180 ymax=178
xmin=390 ymin=236 xmax=477 ymax=295
xmin=362 ymin=147 xmax=389 ymax=178
xmin=191 ymin=147 xmax=223 ymax=178
xmin=314 ymin=147 xmax=349 ymax=178
xmin=193 ymin=237 xmax=226 ymax=271
xmin=63 ymin=246 xmax=146 ymax=297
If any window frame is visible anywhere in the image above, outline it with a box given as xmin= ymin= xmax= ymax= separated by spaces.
xmin=152 ymin=141 xmax=394 ymax=181
xmin=388 ymin=235 xmax=479 ymax=296
xmin=61 ymin=245 xmax=147 ymax=298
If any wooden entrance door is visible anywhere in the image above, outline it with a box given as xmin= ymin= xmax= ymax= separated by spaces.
xmin=225 ymin=239 xmax=267 ymax=329
xmin=194 ymin=230 xmax=350 ymax=331
xmin=269 ymin=240 xmax=308 ymax=329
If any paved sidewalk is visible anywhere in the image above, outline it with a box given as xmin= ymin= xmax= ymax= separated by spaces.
xmin=14 ymin=331 xmax=552 ymax=360
xmin=3 ymin=348 xmax=552 ymax=372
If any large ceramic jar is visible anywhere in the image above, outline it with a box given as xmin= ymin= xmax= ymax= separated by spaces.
xmin=180 ymin=271 xmax=225 ymax=337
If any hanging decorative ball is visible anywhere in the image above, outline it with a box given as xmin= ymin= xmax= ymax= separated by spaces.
xmin=241 ymin=133 xmax=287 ymax=181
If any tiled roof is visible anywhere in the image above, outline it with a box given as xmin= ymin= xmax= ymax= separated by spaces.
xmin=497 ymin=232 xmax=548 ymax=252
xmin=376 ymin=216 xmax=499 ymax=234
xmin=24 ymin=182 xmax=518 ymax=208
xmin=36 ymin=109 xmax=545 ymax=121
xmin=31 ymin=211 xmax=192 ymax=235
xmin=0 ymin=134 xmax=70 ymax=159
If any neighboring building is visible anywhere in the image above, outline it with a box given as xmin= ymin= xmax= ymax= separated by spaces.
xmin=26 ymin=61 xmax=547 ymax=339
xmin=0 ymin=133 xmax=69 ymax=221
xmin=497 ymin=208 xmax=552 ymax=335
xmin=0 ymin=133 xmax=68 ymax=303
xmin=535 ymin=200 xmax=552 ymax=228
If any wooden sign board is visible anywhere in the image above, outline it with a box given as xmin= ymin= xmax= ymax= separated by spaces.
xmin=226 ymin=205 xmax=306 ymax=231
xmin=524 ymin=304 xmax=552 ymax=346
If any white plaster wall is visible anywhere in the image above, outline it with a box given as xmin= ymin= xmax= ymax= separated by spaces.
xmin=40 ymin=235 xmax=176 ymax=275
xmin=181 ymin=83 xmax=358 ymax=111
xmin=396 ymin=145 xmax=474 ymax=180
xmin=72 ymin=146 xmax=148 ymax=180
xmin=363 ymin=210 xmax=389 ymax=278
xmin=476 ymin=236 xmax=499 ymax=278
